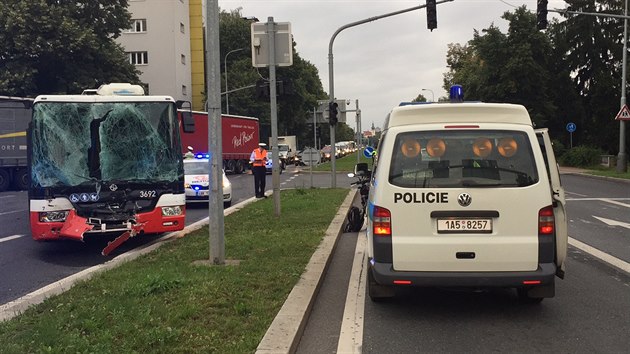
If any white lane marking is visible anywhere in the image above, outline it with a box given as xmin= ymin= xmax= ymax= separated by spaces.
xmin=0 ymin=235 xmax=25 ymax=243
xmin=566 ymin=197 xmax=630 ymax=202
xmin=592 ymin=216 xmax=630 ymax=230
xmin=0 ymin=210 xmax=26 ymax=216
xmin=565 ymin=191 xmax=588 ymax=197
xmin=569 ymin=237 xmax=630 ymax=274
xmin=0 ymin=195 xmax=17 ymax=199
xmin=337 ymin=232 xmax=367 ymax=354
xmin=601 ymin=198 xmax=630 ymax=208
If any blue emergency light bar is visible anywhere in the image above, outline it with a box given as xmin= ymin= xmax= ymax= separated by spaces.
xmin=195 ymin=153 xmax=210 ymax=159
xmin=449 ymin=84 xmax=464 ymax=102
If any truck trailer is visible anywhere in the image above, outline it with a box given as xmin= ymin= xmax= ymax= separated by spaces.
xmin=179 ymin=111 xmax=260 ymax=174
xmin=0 ymin=96 xmax=33 ymax=192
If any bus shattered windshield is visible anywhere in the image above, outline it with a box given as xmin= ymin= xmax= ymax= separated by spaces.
xmin=31 ymin=101 xmax=183 ymax=188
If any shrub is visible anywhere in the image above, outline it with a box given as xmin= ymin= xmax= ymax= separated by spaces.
xmin=560 ymin=146 xmax=603 ymax=167
xmin=551 ymin=139 xmax=566 ymax=158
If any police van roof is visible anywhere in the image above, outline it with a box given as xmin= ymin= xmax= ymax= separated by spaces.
xmin=385 ymin=103 xmax=532 ymax=129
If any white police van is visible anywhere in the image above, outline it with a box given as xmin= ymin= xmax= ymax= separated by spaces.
xmin=365 ymin=90 xmax=567 ymax=303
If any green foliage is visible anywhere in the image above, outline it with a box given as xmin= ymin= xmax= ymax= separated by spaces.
xmin=560 ymin=146 xmax=603 ymax=167
xmin=411 ymin=94 xmax=428 ymax=102
xmin=551 ymin=139 xmax=567 ymax=158
xmin=443 ymin=7 xmax=558 ymax=129
xmin=218 ymin=9 xmax=329 ymax=149
xmin=0 ymin=0 xmax=140 ymax=96
xmin=442 ymin=2 xmax=628 ymax=155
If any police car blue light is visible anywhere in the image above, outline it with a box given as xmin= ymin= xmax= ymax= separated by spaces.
xmin=449 ymin=84 xmax=464 ymax=103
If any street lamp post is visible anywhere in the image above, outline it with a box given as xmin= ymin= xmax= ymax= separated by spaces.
xmin=618 ymin=0 xmax=628 ymax=172
xmin=422 ymin=88 xmax=435 ymax=102
xmin=224 ymin=48 xmax=245 ymax=115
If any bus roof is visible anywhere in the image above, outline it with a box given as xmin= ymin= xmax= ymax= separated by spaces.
xmin=33 ymin=95 xmax=176 ymax=104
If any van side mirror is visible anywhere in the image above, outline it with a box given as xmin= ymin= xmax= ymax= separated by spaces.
xmin=354 ymin=162 xmax=370 ymax=176
xmin=181 ymin=111 xmax=195 ymax=133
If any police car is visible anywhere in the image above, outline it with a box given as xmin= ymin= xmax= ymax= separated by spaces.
xmin=363 ymin=87 xmax=567 ymax=303
xmin=183 ymin=157 xmax=232 ymax=207
xmin=265 ymin=151 xmax=282 ymax=174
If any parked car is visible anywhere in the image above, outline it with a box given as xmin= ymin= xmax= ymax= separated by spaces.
xmin=183 ymin=158 xmax=232 ymax=207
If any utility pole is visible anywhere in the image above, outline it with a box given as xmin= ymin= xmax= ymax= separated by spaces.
xmin=206 ymin=0 xmax=224 ymax=264
xmin=356 ymin=99 xmax=361 ymax=164
xmin=267 ymin=17 xmax=281 ymax=216
xmin=618 ymin=0 xmax=628 ymax=173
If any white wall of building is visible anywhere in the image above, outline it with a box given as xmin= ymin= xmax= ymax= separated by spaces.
xmin=117 ymin=0 xmax=192 ymax=102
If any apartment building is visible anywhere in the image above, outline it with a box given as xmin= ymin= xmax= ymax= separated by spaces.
xmin=117 ymin=0 xmax=193 ymax=103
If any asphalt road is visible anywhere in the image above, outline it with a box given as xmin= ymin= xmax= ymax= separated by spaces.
xmin=297 ymin=173 xmax=630 ymax=353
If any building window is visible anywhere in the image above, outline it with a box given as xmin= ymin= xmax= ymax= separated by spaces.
xmin=182 ymin=85 xmax=187 ymax=96
xmin=181 ymin=54 xmax=186 ymax=64
xmin=128 ymin=51 xmax=148 ymax=65
xmin=180 ymin=23 xmax=185 ymax=33
xmin=125 ymin=19 xmax=147 ymax=33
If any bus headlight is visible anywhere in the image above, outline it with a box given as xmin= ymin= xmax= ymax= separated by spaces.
xmin=39 ymin=211 xmax=69 ymax=222
xmin=161 ymin=206 xmax=183 ymax=216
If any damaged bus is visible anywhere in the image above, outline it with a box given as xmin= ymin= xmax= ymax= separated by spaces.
xmin=28 ymin=83 xmax=192 ymax=255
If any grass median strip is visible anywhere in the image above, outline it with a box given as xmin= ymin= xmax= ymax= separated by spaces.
xmin=0 ymin=188 xmax=349 ymax=353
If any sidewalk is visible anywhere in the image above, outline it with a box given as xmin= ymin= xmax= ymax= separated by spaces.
xmin=559 ymin=166 xmax=588 ymax=174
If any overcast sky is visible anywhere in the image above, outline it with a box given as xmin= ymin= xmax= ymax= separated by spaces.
xmin=217 ymin=0 xmax=568 ymax=130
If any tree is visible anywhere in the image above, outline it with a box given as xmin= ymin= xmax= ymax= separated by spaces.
xmin=442 ymin=6 xmax=572 ymax=140
xmin=411 ymin=94 xmax=427 ymax=102
xmin=218 ymin=9 xmax=328 ymax=149
xmin=556 ymin=0 xmax=625 ymax=153
xmin=0 ymin=0 xmax=139 ymax=96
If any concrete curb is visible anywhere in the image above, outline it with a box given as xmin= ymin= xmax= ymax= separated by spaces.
xmin=255 ymin=189 xmax=355 ymax=354
xmin=0 ymin=197 xmax=258 ymax=322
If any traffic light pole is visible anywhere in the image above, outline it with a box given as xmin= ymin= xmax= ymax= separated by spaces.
xmin=327 ymin=0 xmax=454 ymax=188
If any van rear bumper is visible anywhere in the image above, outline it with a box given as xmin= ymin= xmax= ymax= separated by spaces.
xmin=371 ymin=261 xmax=556 ymax=288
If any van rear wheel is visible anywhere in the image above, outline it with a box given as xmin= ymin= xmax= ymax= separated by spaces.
xmin=367 ymin=262 xmax=395 ymax=302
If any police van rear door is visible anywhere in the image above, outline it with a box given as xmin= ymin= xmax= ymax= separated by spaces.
xmin=536 ymin=128 xmax=568 ymax=277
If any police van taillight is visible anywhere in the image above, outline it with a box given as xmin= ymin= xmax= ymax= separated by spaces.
xmin=373 ymin=206 xmax=391 ymax=237
xmin=538 ymin=206 xmax=554 ymax=235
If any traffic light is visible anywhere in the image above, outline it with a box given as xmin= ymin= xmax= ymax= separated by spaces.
xmin=537 ymin=0 xmax=548 ymax=30
xmin=329 ymin=101 xmax=339 ymax=126
xmin=255 ymin=79 xmax=269 ymax=99
xmin=426 ymin=0 xmax=437 ymax=31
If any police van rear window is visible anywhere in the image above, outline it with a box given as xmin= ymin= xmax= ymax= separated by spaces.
xmin=388 ymin=130 xmax=539 ymax=188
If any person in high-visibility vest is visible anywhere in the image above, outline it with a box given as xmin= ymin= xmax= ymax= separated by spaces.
xmin=250 ymin=143 xmax=268 ymax=198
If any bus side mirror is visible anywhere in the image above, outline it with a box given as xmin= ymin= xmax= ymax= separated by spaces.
xmin=181 ymin=111 xmax=195 ymax=133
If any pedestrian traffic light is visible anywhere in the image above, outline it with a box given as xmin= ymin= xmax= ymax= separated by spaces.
xmin=329 ymin=101 xmax=339 ymax=126
xmin=537 ymin=0 xmax=548 ymax=30
xmin=426 ymin=0 xmax=437 ymax=31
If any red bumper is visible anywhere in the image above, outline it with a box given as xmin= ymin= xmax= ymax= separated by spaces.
xmin=30 ymin=207 xmax=185 ymax=241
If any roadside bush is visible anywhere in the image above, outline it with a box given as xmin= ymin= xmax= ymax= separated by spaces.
xmin=560 ymin=146 xmax=603 ymax=167
xmin=551 ymin=139 xmax=566 ymax=158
